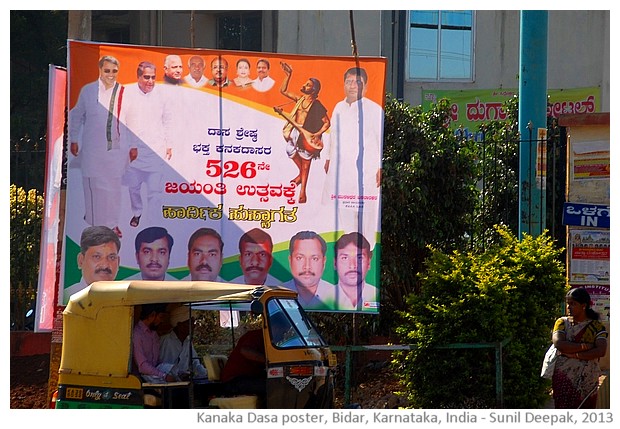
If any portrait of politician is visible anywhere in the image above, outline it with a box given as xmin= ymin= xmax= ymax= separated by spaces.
xmin=183 ymin=227 xmax=224 ymax=282
xmin=127 ymin=226 xmax=176 ymax=281
xmin=284 ymin=230 xmax=335 ymax=310
xmin=231 ymin=228 xmax=279 ymax=286
xmin=334 ymin=231 xmax=379 ymax=311
xmin=64 ymin=225 xmax=121 ymax=304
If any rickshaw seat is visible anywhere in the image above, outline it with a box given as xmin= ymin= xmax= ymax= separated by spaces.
xmin=208 ymin=395 xmax=258 ymax=409
xmin=203 ymin=354 xmax=228 ymax=381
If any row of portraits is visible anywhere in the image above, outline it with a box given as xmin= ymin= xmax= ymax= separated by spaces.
xmin=65 ymin=224 xmax=379 ymax=313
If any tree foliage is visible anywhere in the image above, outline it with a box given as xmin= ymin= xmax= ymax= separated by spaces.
xmin=473 ymin=96 xmax=520 ymax=246
xmin=10 ymin=185 xmax=44 ymax=330
xmin=380 ymin=96 xmax=480 ymax=316
xmin=393 ymin=225 xmax=567 ymax=408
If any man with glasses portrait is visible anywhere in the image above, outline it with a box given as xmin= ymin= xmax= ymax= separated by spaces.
xmin=69 ymin=55 xmax=127 ymax=238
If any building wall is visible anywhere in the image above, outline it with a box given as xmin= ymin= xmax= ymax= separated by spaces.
xmin=276 ymin=10 xmax=609 ymax=111
xmin=276 ymin=10 xmax=383 ymax=57
xmin=560 ymin=113 xmax=610 ymax=371
xmin=402 ymin=10 xmax=609 ymax=110
xmin=160 ymin=11 xmax=216 ymax=47
xmin=100 ymin=10 xmax=610 ymax=111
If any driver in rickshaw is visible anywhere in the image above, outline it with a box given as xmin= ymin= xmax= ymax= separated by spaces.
xmin=220 ymin=311 xmax=292 ymax=400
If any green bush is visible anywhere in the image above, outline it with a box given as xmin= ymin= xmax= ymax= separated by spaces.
xmin=394 ymin=225 xmax=566 ymax=408
xmin=10 ymin=184 xmax=44 ymax=330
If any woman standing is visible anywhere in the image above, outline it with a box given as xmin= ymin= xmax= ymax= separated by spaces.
xmin=552 ymin=287 xmax=608 ymax=408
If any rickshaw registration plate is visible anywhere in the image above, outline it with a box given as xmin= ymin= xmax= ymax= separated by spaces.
xmin=65 ymin=387 xmax=83 ymax=399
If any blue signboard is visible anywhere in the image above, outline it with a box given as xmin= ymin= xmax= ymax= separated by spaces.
xmin=563 ymin=202 xmax=610 ymax=228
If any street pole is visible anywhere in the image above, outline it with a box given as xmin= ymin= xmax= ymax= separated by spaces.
xmin=518 ymin=10 xmax=548 ymax=238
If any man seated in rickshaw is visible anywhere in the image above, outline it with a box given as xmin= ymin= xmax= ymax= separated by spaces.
xmin=220 ymin=326 xmax=267 ymax=398
xmin=220 ymin=311 xmax=295 ymax=400
xmin=133 ymin=303 xmax=176 ymax=383
xmin=159 ymin=305 xmax=208 ymax=380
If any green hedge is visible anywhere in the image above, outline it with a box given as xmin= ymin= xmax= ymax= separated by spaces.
xmin=10 ymin=185 xmax=43 ymax=330
xmin=394 ymin=225 xmax=566 ymax=408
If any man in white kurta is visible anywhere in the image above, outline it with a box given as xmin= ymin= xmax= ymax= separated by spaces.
xmin=159 ymin=306 xmax=208 ymax=380
xmin=121 ymin=61 xmax=172 ymax=227
xmin=69 ymin=56 xmax=127 ymax=236
xmin=322 ymin=67 xmax=383 ymax=249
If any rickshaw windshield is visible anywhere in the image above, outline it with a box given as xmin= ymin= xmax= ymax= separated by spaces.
xmin=267 ymin=299 xmax=326 ymax=348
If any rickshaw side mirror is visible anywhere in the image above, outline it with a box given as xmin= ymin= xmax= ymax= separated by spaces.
xmin=250 ymin=300 xmax=263 ymax=315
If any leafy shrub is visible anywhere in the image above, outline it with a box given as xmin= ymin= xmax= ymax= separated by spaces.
xmin=10 ymin=185 xmax=43 ymax=330
xmin=394 ymin=225 xmax=566 ymax=408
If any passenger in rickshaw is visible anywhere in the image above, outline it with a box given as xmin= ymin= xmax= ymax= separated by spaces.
xmin=132 ymin=303 xmax=176 ymax=383
xmin=159 ymin=305 xmax=208 ymax=380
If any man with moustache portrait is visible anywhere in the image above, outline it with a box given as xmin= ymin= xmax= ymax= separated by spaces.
xmin=184 ymin=228 xmax=225 ymax=282
xmin=334 ymin=231 xmax=379 ymax=311
xmin=207 ymin=56 xmax=231 ymax=88
xmin=63 ymin=225 xmax=121 ymax=304
xmin=128 ymin=226 xmax=176 ymax=281
xmin=231 ymin=228 xmax=278 ymax=286
xmin=284 ymin=230 xmax=335 ymax=310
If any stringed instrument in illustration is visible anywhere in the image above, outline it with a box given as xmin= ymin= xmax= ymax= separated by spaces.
xmin=273 ymin=106 xmax=323 ymax=155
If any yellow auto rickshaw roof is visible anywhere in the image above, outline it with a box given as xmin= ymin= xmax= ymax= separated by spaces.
xmin=60 ymin=281 xmax=292 ymax=378
xmin=64 ymin=280 xmax=260 ymax=319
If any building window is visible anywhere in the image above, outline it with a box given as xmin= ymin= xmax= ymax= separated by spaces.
xmin=92 ymin=11 xmax=130 ymax=44
xmin=408 ymin=10 xmax=473 ymax=81
xmin=217 ymin=11 xmax=262 ymax=51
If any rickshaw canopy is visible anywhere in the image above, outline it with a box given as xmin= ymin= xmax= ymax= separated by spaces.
xmin=60 ymin=281 xmax=265 ymax=379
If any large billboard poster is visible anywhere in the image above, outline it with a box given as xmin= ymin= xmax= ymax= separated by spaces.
xmin=60 ymin=40 xmax=386 ymax=313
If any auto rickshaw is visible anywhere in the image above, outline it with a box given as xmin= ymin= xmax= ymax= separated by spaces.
xmin=54 ymin=280 xmax=336 ymax=409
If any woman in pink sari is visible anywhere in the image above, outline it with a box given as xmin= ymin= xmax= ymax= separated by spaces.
xmin=551 ymin=288 xmax=608 ymax=408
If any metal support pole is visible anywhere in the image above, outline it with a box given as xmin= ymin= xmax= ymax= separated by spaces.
xmin=518 ymin=11 xmax=548 ymax=238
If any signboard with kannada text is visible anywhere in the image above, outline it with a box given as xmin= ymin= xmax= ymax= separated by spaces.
xmin=422 ymin=87 xmax=600 ymax=139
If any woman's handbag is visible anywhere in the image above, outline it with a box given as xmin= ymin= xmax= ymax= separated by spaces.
xmin=540 ymin=344 xmax=558 ymax=379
